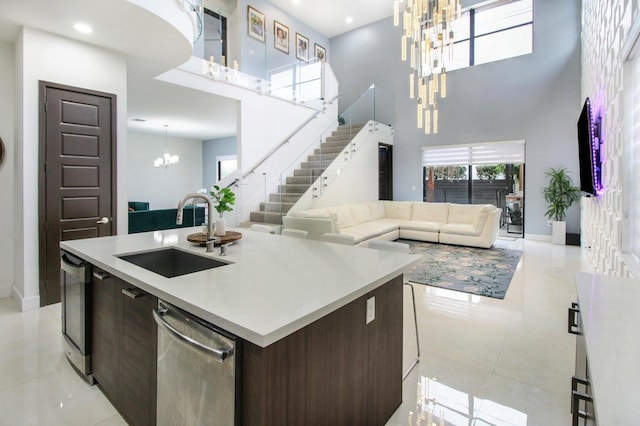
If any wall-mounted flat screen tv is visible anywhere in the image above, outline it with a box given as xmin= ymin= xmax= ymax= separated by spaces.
xmin=577 ymin=97 xmax=602 ymax=196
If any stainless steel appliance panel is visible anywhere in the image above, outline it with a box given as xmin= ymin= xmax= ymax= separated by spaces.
xmin=60 ymin=250 xmax=92 ymax=382
xmin=154 ymin=300 xmax=240 ymax=426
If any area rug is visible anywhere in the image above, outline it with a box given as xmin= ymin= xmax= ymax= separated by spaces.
xmin=400 ymin=239 xmax=522 ymax=299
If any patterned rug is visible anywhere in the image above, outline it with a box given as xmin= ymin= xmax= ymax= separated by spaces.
xmin=400 ymin=239 xmax=522 ymax=299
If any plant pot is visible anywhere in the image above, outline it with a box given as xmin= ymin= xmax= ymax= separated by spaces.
xmin=551 ymin=220 xmax=566 ymax=245
xmin=215 ymin=216 xmax=226 ymax=236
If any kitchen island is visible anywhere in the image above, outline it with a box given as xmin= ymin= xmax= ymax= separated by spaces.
xmin=61 ymin=227 xmax=421 ymax=425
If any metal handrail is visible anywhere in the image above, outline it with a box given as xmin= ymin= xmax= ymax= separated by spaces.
xmin=242 ymin=94 xmax=341 ymax=179
xmin=225 ymin=178 xmax=240 ymax=189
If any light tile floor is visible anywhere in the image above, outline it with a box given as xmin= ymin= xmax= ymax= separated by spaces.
xmin=388 ymin=238 xmax=592 ymax=425
xmin=0 ymin=238 xmax=590 ymax=425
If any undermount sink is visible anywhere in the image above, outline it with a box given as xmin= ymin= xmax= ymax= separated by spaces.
xmin=118 ymin=248 xmax=228 ymax=278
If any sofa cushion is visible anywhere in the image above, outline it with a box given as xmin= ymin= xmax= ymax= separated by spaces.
xmin=400 ymin=220 xmax=443 ymax=232
xmin=383 ymin=201 xmax=413 ymax=220
xmin=289 ymin=208 xmax=330 ymax=218
xmin=447 ymin=204 xmax=485 ymax=224
xmin=366 ymin=201 xmax=386 ymax=220
xmin=473 ymin=205 xmax=495 ymax=231
xmin=349 ymin=203 xmax=374 ymax=225
xmin=377 ymin=217 xmax=405 ymax=226
xmin=128 ymin=207 xmax=205 ymax=234
xmin=439 ymin=223 xmax=482 ymax=237
xmin=339 ymin=221 xmax=398 ymax=244
xmin=282 ymin=216 xmax=338 ymax=240
xmin=326 ymin=205 xmax=355 ymax=229
xmin=411 ymin=202 xmax=448 ymax=223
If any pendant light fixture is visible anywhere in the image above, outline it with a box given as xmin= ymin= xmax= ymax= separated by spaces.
xmin=154 ymin=124 xmax=179 ymax=168
xmin=394 ymin=0 xmax=460 ymax=134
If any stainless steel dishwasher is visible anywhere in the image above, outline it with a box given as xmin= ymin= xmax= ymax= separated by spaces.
xmin=153 ymin=300 xmax=241 ymax=426
xmin=60 ymin=250 xmax=93 ymax=383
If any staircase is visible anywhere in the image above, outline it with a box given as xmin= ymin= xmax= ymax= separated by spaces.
xmin=248 ymin=123 xmax=365 ymax=224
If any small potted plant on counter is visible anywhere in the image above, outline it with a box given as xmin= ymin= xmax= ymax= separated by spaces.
xmin=210 ymin=185 xmax=236 ymax=236
xmin=543 ymin=167 xmax=581 ymax=245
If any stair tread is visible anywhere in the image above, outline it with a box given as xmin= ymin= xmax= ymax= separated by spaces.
xmin=249 ymin=122 xmax=368 ymax=224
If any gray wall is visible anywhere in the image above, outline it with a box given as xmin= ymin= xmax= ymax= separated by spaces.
xmin=203 ymin=136 xmax=237 ymax=189
xmin=329 ymin=0 xmax=582 ymax=236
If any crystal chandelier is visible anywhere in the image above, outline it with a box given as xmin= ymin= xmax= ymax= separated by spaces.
xmin=154 ymin=124 xmax=179 ymax=168
xmin=394 ymin=0 xmax=460 ymax=134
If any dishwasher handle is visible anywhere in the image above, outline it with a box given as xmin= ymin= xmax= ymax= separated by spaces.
xmin=152 ymin=308 xmax=233 ymax=362
xmin=61 ymin=252 xmax=89 ymax=282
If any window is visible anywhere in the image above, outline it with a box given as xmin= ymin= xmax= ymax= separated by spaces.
xmin=446 ymin=0 xmax=533 ymax=72
xmin=422 ymin=141 xmax=525 ymax=208
xmin=217 ymin=155 xmax=237 ymax=181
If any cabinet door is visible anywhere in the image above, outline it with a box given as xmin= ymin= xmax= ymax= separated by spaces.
xmin=570 ymin=304 xmax=596 ymax=425
xmin=91 ymin=269 xmax=123 ymax=405
xmin=120 ymin=287 xmax=158 ymax=426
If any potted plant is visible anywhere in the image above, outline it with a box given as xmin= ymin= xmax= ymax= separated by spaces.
xmin=543 ymin=167 xmax=581 ymax=245
xmin=210 ymin=185 xmax=236 ymax=236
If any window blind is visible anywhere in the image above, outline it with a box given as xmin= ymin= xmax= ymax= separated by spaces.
xmin=422 ymin=140 xmax=525 ymax=167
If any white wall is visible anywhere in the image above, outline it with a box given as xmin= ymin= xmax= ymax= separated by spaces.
xmin=0 ymin=42 xmax=14 ymax=299
xmin=128 ymin=131 xmax=204 ymax=209
xmin=580 ymin=1 xmax=637 ymax=277
xmin=13 ymin=27 xmax=127 ymax=310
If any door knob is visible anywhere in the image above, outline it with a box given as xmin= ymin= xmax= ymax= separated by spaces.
xmin=97 ymin=217 xmax=110 ymax=224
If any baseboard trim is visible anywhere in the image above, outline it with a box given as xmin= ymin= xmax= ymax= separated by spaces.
xmin=525 ymin=233 xmax=552 ymax=242
xmin=11 ymin=286 xmax=40 ymax=312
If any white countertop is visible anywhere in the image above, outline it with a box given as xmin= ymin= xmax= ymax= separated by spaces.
xmin=61 ymin=228 xmax=421 ymax=347
xmin=575 ymin=272 xmax=640 ymax=425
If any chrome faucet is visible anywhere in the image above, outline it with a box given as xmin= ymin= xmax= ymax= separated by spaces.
xmin=177 ymin=193 xmax=219 ymax=252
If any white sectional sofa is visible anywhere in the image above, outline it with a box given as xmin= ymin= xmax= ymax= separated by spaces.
xmin=282 ymin=201 xmax=502 ymax=249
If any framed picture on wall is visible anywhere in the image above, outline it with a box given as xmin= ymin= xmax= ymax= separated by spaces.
xmin=274 ymin=21 xmax=289 ymax=54
xmin=247 ymin=6 xmax=265 ymax=42
xmin=296 ymin=33 xmax=309 ymax=62
xmin=314 ymin=43 xmax=326 ymax=62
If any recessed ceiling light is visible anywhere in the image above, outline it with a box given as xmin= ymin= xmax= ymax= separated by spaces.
xmin=132 ymin=118 xmax=147 ymax=122
xmin=74 ymin=23 xmax=93 ymax=34
xmin=292 ymin=0 xmax=300 ymax=4
xmin=345 ymin=16 xmax=353 ymax=24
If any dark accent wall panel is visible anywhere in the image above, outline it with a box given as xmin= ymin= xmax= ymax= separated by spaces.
xmin=62 ymin=133 xmax=99 ymax=157
xmin=242 ymin=275 xmax=403 ymax=425
xmin=61 ymin=227 xmax=98 ymax=240
xmin=62 ymin=165 xmax=99 ymax=188
xmin=61 ymin=197 xmax=99 ymax=219
xmin=61 ymin=100 xmax=99 ymax=126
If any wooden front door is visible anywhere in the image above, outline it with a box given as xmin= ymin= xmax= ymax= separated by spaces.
xmin=39 ymin=82 xmax=117 ymax=306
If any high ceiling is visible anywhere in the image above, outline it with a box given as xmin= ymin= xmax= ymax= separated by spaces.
xmin=0 ymin=0 xmax=393 ymax=140
xmin=268 ymin=0 xmax=392 ymax=38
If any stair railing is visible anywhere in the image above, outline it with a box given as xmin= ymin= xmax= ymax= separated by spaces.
xmin=176 ymin=0 xmax=203 ymax=42
xmin=183 ymin=54 xmax=333 ymax=111
xmin=242 ymin=92 xmax=340 ymax=179
xmin=243 ymin=116 xmax=342 ymax=224
xmin=242 ymin=84 xmax=395 ymax=225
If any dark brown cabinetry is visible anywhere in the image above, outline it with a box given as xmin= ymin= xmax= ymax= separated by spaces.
xmin=241 ymin=275 xmax=403 ymax=425
xmin=92 ymin=269 xmax=157 ymax=426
